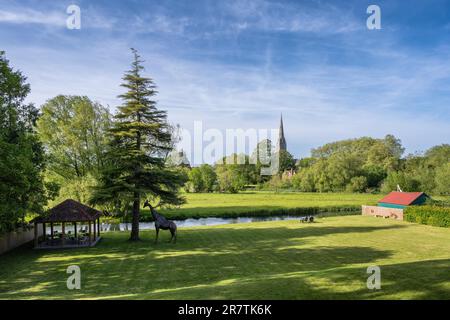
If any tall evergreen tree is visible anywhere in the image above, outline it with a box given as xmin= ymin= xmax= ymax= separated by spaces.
xmin=91 ymin=48 xmax=186 ymax=241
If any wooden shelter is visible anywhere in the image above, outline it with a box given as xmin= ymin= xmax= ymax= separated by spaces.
xmin=32 ymin=199 xmax=102 ymax=249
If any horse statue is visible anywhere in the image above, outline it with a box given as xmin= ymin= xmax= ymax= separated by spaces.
xmin=143 ymin=199 xmax=177 ymax=244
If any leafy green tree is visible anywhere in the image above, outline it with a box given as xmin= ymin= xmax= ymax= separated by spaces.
xmin=186 ymin=167 xmax=204 ymax=192
xmin=38 ymin=95 xmax=111 ymax=178
xmin=215 ymin=154 xmax=253 ymax=193
xmin=401 ymin=155 xmax=436 ymax=193
xmin=296 ymin=157 xmax=315 ymax=169
xmin=381 ymin=171 xmax=420 ymax=193
xmin=37 ymin=95 xmax=111 ymax=204
xmin=315 ymin=160 xmax=333 ymax=192
xmin=53 ymin=174 xmax=98 ymax=205
xmin=266 ymin=173 xmax=293 ymax=191
xmin=277 ymin=150 xmax=295 ymax=174
xmin=0 ymin=51 xmax=47 ymax=232
xmin=326 ymin=153 xmax=364 ymax=191
xmin=425 ymin=144 xmax=450 ymax=168
xmin=186 ymin=164 xmax=217 ymax=192
xmin=383 ymin=134 xmax=405 ymax=159
xmin=311 ymin=136 xmax=375 ymax=159
xmin=434 ymin=163 xmax=450 ymax=195
xmin=346 ymin=176 xmax=368 ymax=193
xmin=362 ymin=164 xmax=386 ymax=189
xmin=292 ymin=167 xmax=316 ymax=192
xmin=91 ymin=49 xmax=186 ymax=241
xmin=290 ymin=135 xmax=404 ymax=193
xmin=215 ymin=166 xmax=247 ymax=193
xmin=200 ymin=164 xmax=217 ymax=192
xmin=367 ymin=143 xmax=396 ymax=171
xmin=387 ymin=144 xmax=450 ymax=194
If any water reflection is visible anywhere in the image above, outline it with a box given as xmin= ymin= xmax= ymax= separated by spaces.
xmin=100 ymin=216 xmax=302 ymax=232
xmin=46 ymin=212 xmax=352 ymax=234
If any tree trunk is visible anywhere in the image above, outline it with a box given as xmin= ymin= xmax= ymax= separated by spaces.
xmin=130 ymin=110 xmax=142 ymax=241
xmin=130 ymin=192 xmax=140 ymax=241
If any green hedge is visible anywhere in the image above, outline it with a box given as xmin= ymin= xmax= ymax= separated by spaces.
xmin=404 ymin=205 xmax=450 ymax=228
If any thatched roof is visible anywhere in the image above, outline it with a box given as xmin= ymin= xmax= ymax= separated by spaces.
xmin=33 ymin=199 xmax=102 ymax=223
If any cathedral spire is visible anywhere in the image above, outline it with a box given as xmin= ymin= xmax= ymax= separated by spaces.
xmin=278 ymin=113 xmax=287 ymax=152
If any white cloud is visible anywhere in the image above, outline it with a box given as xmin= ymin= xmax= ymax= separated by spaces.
xmin=0 ymin=5 xmax=115 ymax=29
xmin=0 ymin=8 xmax=65 ymax=26
xmin=223 ymin=0 xmax=361 ymax=34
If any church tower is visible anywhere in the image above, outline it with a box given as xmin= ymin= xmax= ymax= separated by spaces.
xmin=278 ymin=114 xmax=287 ymax=152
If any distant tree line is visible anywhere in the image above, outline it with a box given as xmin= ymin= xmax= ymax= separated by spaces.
xmin=291 ymin=136 xmax=449 ymax=194
xmin=181 ymin=136 xmax=449 ymax=195
xmin=179 ymin=145 xmax=296 ymax=193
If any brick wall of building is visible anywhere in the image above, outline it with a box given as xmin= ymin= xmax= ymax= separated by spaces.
xmin=362 ymin=205 xmax=404 ymax=220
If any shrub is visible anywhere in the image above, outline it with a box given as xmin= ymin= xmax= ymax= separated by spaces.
xmin=186 ymin=164 xmax=217 ymax=193
xmin=291 ymin=169 xmax=316 ymax=192
xmin=381 ymin=171 xmax=420 ymax=193
xmin=264 ymin=175 xmax=292 ymax=191
xmin=404 ymin=205 xmax=450 ymax=228
xmin=187 ymin=167 xmax=204 ymax=192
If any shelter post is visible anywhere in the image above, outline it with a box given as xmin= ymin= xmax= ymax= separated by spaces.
xmin=88 ymin=221 xmax=92 ymax=245
xmin=62 ymin=222 xmax=66 ymax=246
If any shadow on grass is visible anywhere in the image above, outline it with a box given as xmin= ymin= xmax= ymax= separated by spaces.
xmin=0 ymin=223 xmax=413 ymax=299
xmin=315 ymin=258 xmax=450 ymax=299
xmin=143 ymin=258 xmax=450 ymax=300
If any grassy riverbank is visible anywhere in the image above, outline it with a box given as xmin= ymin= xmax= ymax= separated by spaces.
xmin=133 ymin=192 xmax=382 ymax=221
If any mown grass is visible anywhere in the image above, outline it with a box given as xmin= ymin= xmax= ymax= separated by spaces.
xmin=1 ymin=215 xmax=449 ymax=299
xmin=137 ymin=192 xmax=383 ymax=220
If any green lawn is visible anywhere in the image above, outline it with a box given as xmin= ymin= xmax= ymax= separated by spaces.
xmin=145 ymin=192 xmax=383 ymax=220
xmin=1 ymin=215 xmax=449 ymax=299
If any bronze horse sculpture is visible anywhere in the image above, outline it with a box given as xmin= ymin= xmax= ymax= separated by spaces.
xmin=143 ymin=200 xmax=177 ymax=243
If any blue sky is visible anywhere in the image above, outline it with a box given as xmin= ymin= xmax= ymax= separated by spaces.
xmin=1 ymin=0 xmax=450 ymax=160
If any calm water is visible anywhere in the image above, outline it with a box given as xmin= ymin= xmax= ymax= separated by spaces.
xmin=101 ymin=216 xmax=301 ymax=232
xmin=45 ymin=211 xmax=354 ymax=234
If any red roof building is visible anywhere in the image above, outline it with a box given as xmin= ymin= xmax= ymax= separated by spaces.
xmin=378 ymin=192 xmax=428 ymax=208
